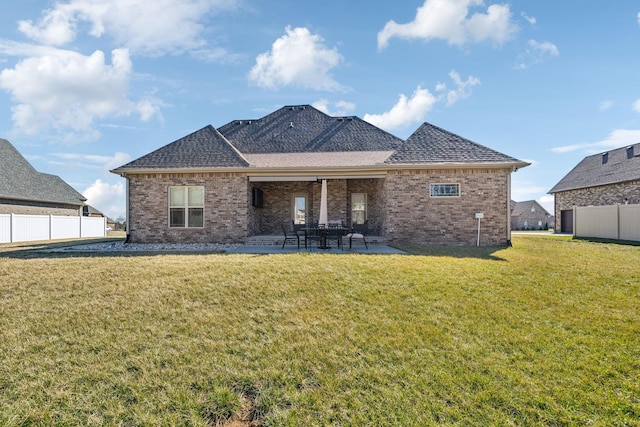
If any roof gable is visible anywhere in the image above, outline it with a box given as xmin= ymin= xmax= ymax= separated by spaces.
xmin=114 ymin=125 xmax=250 ymax=170
xmin=386 ymin=122 xmax=526 ymax=165
xmin=218 ymin=105 xmax=403 ymax=154
xmin=549 ymin=143 xmax=640 ymax=193
xmin=0 ymin=138 xmax=86 ymax=206
xmin=511 ymin=200 xmax=551 ymax=216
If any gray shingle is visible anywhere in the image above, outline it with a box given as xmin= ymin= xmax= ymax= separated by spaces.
xmin=0 ymin=138 xmax=86 ymax=206
xmin=386 ymin=122 xmax=526 ymax=165
xmin=218 ymin=105 xmax=404 ymax=153
xmin=113 ymin=125 xmax=249 ymax=170
xmin=549 ymin=143 xmax=640 ymax=193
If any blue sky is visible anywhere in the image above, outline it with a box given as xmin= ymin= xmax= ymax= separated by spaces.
xmin=1 ymin=1 xmax=639 ymax=220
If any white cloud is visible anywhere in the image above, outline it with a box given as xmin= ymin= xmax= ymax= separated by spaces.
xmin=551 ymin=129 xmax=640 ymax=153
xmin=437 ymin=70 xmax=481 ymax=106
xmin=248 ymin=26 xmax=345 ymax=91
xmin=521 ymin=13 xmax=536 ymax=26
xmin=377 ymin=0 xmax=517 ymax=49
xmin=51 ymin=151 xmax=131 ymax=172
xmin=365 ymin=70 xmax=480 ymax=131
xmin=363 ymin=86 xmax=437 ymax=131
xmin=633 ymin=99 xmax=640 ymax=113
xmin=312 ymin=99 xmax=356 ymax=116
xmin=82 ymin=179 xmax=126 ymax=220
xmin=515 ymin=39 xmax=559 ymax=70
xmin=17 ymin=0 xmax=238 ymax=56
xmin=637 ymin=12 xmax=640 ymax=26
xmin=511 ymin=183 xmax=548 ymax=201
xmin=599 ymin=100 xmax=613 ymax=111
xmin=0 ymin=48 xmax=161 ymax=141
xmin=538 ymin=195 xmax=554 ymax=214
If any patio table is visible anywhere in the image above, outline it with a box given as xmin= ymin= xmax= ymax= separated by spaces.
xmin=308 ymin=225 xmax=348 ymax=249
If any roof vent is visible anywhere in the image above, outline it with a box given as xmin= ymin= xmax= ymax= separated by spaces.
xmin=300 ymin=106 xmax=306 ymax=110
xmin=602 ymin=152 xmax=608 ymax=164
xmin=289 ymin=122 xmax=294 ymax=128
xmin=289 ymin=106 xmax=295 ymax=110
xmin=247 ymin=120 xmax=252 ymax=125
xmin=627 ymin=146 xmax=634 ymax=159
xmin=337 ymin=118 xmax=344 ymax=121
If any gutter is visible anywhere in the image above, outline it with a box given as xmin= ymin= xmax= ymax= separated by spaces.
xmin=110 ymin=160 xmax=530 ymax=178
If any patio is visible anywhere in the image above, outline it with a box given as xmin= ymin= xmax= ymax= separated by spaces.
xmin=244 ymin=231 xmax=397 ymax=252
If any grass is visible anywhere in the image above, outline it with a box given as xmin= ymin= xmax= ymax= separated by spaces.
xmin=0 ymin=235 xmax=638 ymax=426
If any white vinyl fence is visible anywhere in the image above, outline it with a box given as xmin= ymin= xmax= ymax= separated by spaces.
xmin=0 ymin=213 xmax=106 ymax=243
xmin=574 ymin=204 xmax=640 ymax=242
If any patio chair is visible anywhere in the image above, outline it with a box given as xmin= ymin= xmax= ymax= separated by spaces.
xmin=326 ymin=223 xmax=346 ymax=250
xmin=304 ymin=224 xmax=322 ymax=250
xmin=346 ymin=221 xmax=368 ymax=249
xmin=281 ymin=223 xmax=300 ymax=249
xmin=292 ymin=220 xmax=306 ymax=237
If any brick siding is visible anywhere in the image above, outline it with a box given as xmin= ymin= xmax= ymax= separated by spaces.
xmin=554 ymin=180 xmax=640 ymax=233
xmin=127 ymin=171 xmax=512 ymax=246
xmin=383 ymin=169 xmax=511 ymax=246
xmin=248 ymin=178 xmax=386 ymax=235
xmin=127 ymin=173 xmax=248 ymax=243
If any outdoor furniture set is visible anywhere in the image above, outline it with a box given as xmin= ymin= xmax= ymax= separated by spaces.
xmin=283 ymin=221 xmax=368 ymax=250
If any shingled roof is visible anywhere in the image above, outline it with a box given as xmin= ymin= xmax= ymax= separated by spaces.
xmin=113 ymin=105 xmax=527 ymax=173
xmin=0 ymin=138 xmax=86 ymax=206
xmin=114 ymin=125 xmax=249 ymax=170
xmin=386 ymin=122 xmax=527 ymax=165
xmin=218 ymin=105 xmax=403 ymax=153
xmin=549 ymin=143 xmax=640 ymax=193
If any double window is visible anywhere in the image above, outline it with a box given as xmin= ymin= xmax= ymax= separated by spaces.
xmin=169 ymin=186 xmax=204 ymax=228
xmin=430 ymin=183 xmax=460 ymax=198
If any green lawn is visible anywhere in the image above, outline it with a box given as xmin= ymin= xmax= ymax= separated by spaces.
xmin=0 ymin=235 xmax=638 ymax=426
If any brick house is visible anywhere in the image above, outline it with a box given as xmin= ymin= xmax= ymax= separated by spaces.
xmin=549 ymin=143 xmax=640 ymax=233
xmin=510 ymin=200 xmax=553 ymax=230
xmin=111 ymin=105 xmax=528 ymax=246
xmin=0 ymin=138 xmax=86 ymax=216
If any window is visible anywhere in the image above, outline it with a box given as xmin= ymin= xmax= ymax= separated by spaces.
xmin=430 ymin=183 xmax=460 ymax=197
xmin=531 ymin=206 xmax=536 ymax=213
xmin=292 ymin=195 xmax=307 ymax=224
xmin=351 ymin=193 xmax=367 ymax=224
xmin=169 ymin=186 xmax=204 ymax=228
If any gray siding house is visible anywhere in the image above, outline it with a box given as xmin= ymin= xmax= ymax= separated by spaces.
xmin=0 ymin=138 xmax=86 ymax=216
xmin=549 ymin=143 xmax=640 ymax=233
xmin=111 ymin=105 xmax=529 ymax=246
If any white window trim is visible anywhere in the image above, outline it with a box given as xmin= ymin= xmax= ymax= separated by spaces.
xmin=168 ymin=186 xmax=205 ymax=228
xmin=429 ymin=183 xmax=461 ymax=198
xmin=292 ymin=193 xmax=307 ymax=224
xmin=351 ymin=193 xmax=367 ymax=224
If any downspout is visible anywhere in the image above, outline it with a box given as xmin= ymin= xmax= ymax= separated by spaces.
xmin=125 ymin=177 xmax=131 ymax=243
xmin=507 ymin=168 xmax=513 ymax=246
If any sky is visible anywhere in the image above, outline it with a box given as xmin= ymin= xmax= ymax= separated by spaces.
xmin=1 ymin=1 xmax=639 ymax=220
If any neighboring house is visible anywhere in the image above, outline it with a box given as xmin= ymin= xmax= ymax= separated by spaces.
xmin=549 ymin=143 xmax=640 ymax=233
xmin=510 ymin=200 xmax=553 ymax=230
xmin=0 ymin=138 xmax=86 ymax=216
xmin=83 ymin=204 xmax=104 ymax=217
xmin=111 ymin=105 xmax=528 ymax=246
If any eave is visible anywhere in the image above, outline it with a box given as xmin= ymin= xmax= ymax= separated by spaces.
xmin=110 ymin=160 xmax=529 ymax=178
